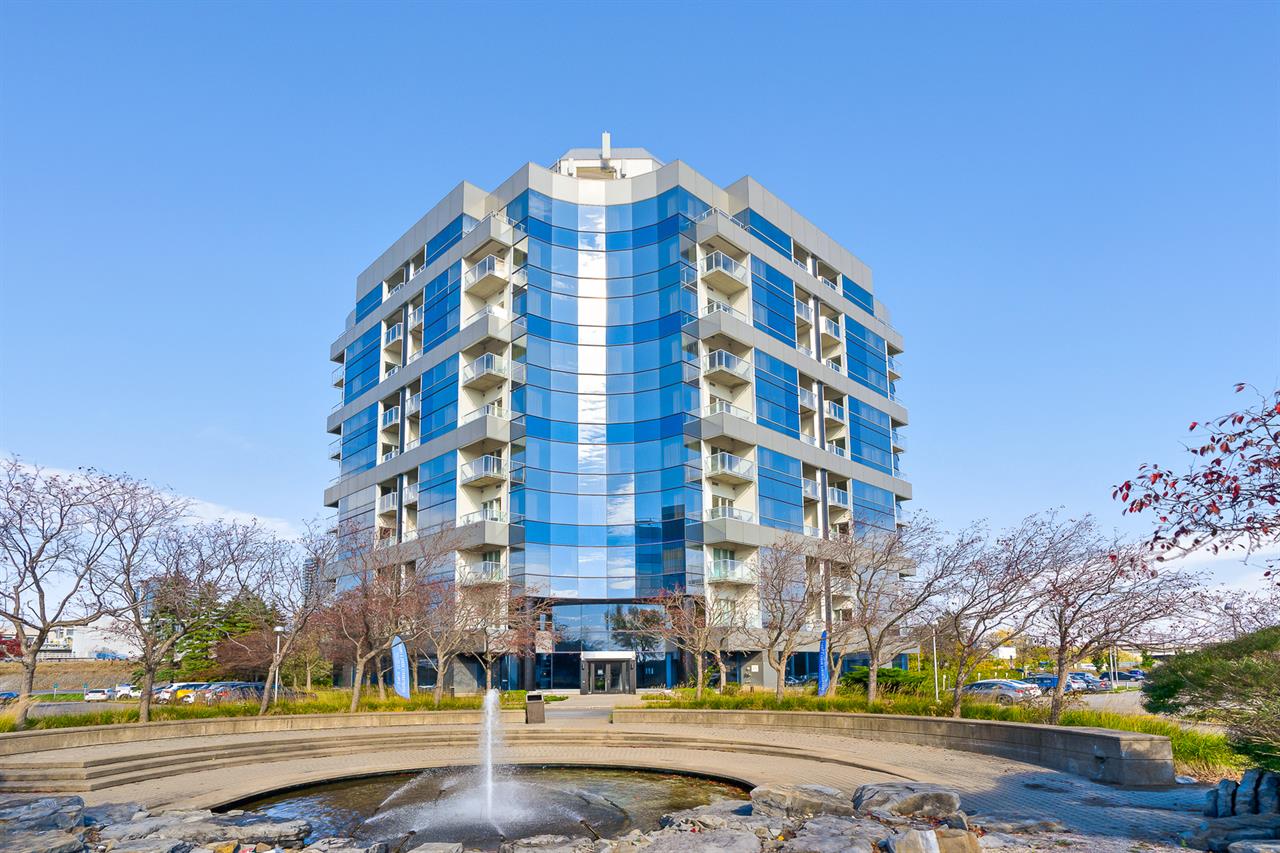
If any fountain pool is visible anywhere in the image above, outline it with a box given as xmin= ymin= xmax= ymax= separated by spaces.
xmin=233 ymin=766 xmax=749 ymax=850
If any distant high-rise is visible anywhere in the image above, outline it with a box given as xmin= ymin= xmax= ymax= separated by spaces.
xmin=325 ymin=138 xmax=909 ymax=693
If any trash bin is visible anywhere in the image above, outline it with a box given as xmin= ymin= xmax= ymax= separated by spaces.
xmin=525 ymin=692 xmax=545 ymax=724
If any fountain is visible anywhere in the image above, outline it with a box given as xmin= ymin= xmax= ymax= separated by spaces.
xmin=233 ymin=691 xmax=747 ymax=850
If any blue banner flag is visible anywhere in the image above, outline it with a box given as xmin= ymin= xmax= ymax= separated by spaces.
xmin=391 ymin=635 xmax=410 ymax=700
xmin=817 ymin=630 xmax=830 ymax=695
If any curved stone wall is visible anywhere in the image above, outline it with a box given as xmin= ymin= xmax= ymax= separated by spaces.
xmin=612 ymin=708 xmax=1175 ymax=787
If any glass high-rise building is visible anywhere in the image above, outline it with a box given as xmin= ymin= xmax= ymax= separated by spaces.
xmin=325 ymin=138 xmax=909 ymax=693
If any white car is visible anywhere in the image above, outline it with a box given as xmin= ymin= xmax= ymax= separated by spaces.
xmin=112 ymin=684 xmax=139 ymax=699
xmin=83 ymin=688 xmax=111 ymax=702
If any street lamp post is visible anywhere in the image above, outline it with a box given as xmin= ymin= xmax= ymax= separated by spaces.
xmin=931 ymin=628 xmax=939 ymax=702
xmin=273 ymin=625 xmax=285 ymax=705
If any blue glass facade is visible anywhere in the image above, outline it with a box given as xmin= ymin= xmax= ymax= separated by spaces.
xmin=327 ymin=148 xmax=910 ymax=693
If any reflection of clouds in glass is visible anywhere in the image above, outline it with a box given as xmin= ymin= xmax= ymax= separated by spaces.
xmin=579 ymin=205 xmax=606 ymax=233
xmin=578 ymin=251 xmax=606 ymax=278
xmin=578 ymin=395 xmax=607 ymax=424
xmin=578 ymin=442 xmax=607 ymax=473
xmin=578 ymin=297 xmax=607 ymax=326
xmin=577 ymin=345 xmax=607 ymax=373
xmin=578 ymin=372 xmax=606 ymax=394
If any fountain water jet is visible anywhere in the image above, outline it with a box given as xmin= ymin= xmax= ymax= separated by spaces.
xmin=481 ymin=688 xmax=501 ymax=823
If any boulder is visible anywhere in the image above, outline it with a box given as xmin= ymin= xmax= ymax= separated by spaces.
xmin=780 ymin=815 xmax=885 ymax=852
xmin=977 ymin=834 xmax=1023 ymax=849
xmin=661 ymin=800 xmax=752 ymax=829
xmin=934 ymin=829 xmax=982 ymax=853
xmin=640 ymin=827 xmax=762 ymax=852
xmin=1240 ymin=770 xmax=1266 ymax=816
xmin=1227 ymin=843 xmax=1280 ymax=853
xmin=1179 ymin=814 xmax=1280 ymax=852
xmin=108 ymin=841 xmax=195 ymax=853
xmin=99 ymin=812 xmax=310 ymax=848
xmin=99 ymin=816 xmax=188 ymax=842
xmin=1220 ymin=780 xmax=1242 ymax=818
xmin=750 ymin=784 xmax=857 ymax=819
xmin=1259 ymin=774 xmax=1280 ymax=815
xmin=498 ymin=836 xmax=595 ymax=853
xmin=0 ymin=796 xmax=86 ymax=832
xmin=305 ymin=838 xmax=392 ymax=853
xmin=967 ymin=815 xmax=1066 ymax=834
xmin=403 ymin=844 xmax=463 ymax=853
xmin=881 ymin=829 xmax=938 ymax=853
xmin=852 ymin=783 xmax=962 ymax=819
xmin=0 ymin=827 xmax=88 ymax=853
xmin=84 ymin=802 xmax=148 ymax=827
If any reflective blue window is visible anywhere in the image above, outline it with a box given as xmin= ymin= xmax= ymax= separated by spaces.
xmin=343 ymin=327 xmax=381 ymax=404
xmin=354 ymin=287 xmax=382 ymax=323
xmin=753 ymin=351 xmax=800 ymax=438
xmin=757 ymin=448 xmax=804 ymax=532
xmin=844 ymin=316 xmax=889 ymax=397
xmin=736 ymin=209 xmax=791 ymax=259
xmin=417 ymin=450 xmax=457 ymax=538
xmin=842 ymin=275 xmax=875 ymax=315
xmin=339 ymin=404 xmax=378 ymax=475
xmin=750 ymin=259 xmax=798 ymax=347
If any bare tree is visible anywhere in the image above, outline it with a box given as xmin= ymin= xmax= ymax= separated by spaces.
xmin=326 ymin=523 xmax=458 ymax=711
xmin=821 ymin=516 xmax=967 ymax=701
xmin=103 ymin=506 xmax=274 ymax=722
xmin=706 ymin=594 xmax=751 ymax=694
xmin=754 ymin=533 xmax=822 ymax=700
xmin=464 ymin=583 xmax=553 ymax=691
xmin=243 ymin=521 xmax=334 ymax=713
xmin=642 ymin=591 xmax=724 ymax=699
xmin=934 ymin=513 xmax=1072 ymax=717
xmin=0 ymin=459 xmax=122 ymax=728
xmin=1032 ymin=517 xmax=1205 ymax=722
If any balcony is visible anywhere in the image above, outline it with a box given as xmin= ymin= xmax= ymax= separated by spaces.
xmin=819 ymin=275 xmax=840 ymax=294
xmin=798 ymin=388 xmax=817 ymax=411
xmin=384 ymin=323 xmax=403 ymax=347
xmin=887 ymin=354 xmax=901 ymax=381
xmin=803 ymin=525 xmax=823 ymax=539
xmin=458 ymin=508 xmax=522 ymax=526
xmin=410 ymin=305 xmax=425 ymax=329
xmin=802 ymin=478 xmax=821 ymax=501
xmin=328 ymin=437 xmax=341 ymax=461
xmin=828 ymin=487 xmax=850 ymax=508
xmin=464 ymin=255 xmax=509 ymax=298
xmin=830 ymin=575 xmax=854 ymax=597
xmin=705 ymin=506 xmax=756 ymax=524
xmin=824 ymin=400 xmax=846 ymax=425
xmin=405 ymin=394 xmax=422 ymax=417
xmin=799 ymin=433 xmax=821 ymax=449
xmin=826 ymin=442 xmax=848 ymax=459
xmin=377 ymin=493 xmax=399 ymax=514
xmin=462 ymin=304 xmax=510 ymax=329
xmin=824 ymin=358 xmax=842 ymax=374
xmin=331 ymin=364 xmax=345 ymax=387
xmin=691 ymin=207 xmax=752 ymax=254
xmin=891 ymin=429 xmax=906 ymax=452
xmin=402 ymin=488 xmax=418 ymax=506
xmin=405 ymin=437 xmax=420 ymax=451
xmin=705 ymin=451 xmax=755 ymax=485
xmin=702 ymin=350 xmax=752 ymax=386
xmin=462 ymin=354 xmax=524 ymax=390
xmin=795 ymin=299 xmax=814 ymax=325
xmin=381 ymin=407 xmax=401 ymax=429
xmin=707 ymin=559 xmax=753 ymax=584
xmin=701 ymin=251 xmax=749 ymax=294
xmin=462 ymin=211 xmax=524 ymax=260
xmin=458 ymin=561 xmax=508 ymax=586
xmin=459 ymin=403 xmax=509 ymax=425
xmin=797 ymin=344 xmax=815 ymax=361
xmin=820 ymin=316 xmax=842 ymax=344
xmin=699 ymin=300 xmax=749 ymax=324
xmin=460 ymin=455 xmax=506 ymax=487
xmin=704 ymin=401 xmax=753 ymax=422
xmin=381 ymin=449 xmax=399 ymax=464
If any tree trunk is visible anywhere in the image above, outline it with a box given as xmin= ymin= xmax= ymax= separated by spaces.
xmin=373 ymin=657 xmax=386 ymax=700
xmin=12 ymin=653 xmax=39 ymax=730
xmin=694 ymin=651 xmax=705 ymax=700
xmin=349 ymin=657 xmax=366 ymax=713
xmin=950 ymin=667 xmax=966 ymax=718
xmin=305 ymin=660 xmax=313 ymax=692
xmin=432 ymin=655 xmax=447 ymax=707
xmin=484 ymin=657 xmax=493 ymax=692
xmin=1049 ymin=654 xmax=1070 ymax=725
xmin=867 ymin=657 xmax=880 ymax=704
xmin=711 ymin=650 xmax=727 ymax=694
xmin=768 ymin=650 xmax=786 ymax=701
xmin=410 ymin=655 xmax=418 ymax=694
xmin=258 ymin=656 xmax=279 ymax=715
xmin=139 ymin=667 xmax=155 ymax=724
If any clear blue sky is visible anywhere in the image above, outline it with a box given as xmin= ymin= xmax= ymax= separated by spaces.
xmin=1 ymin=2 xmax=1277 ymax=579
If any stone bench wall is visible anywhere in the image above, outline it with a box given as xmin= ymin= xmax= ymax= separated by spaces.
xmin=613 ymin=708 xmax=1175 ymax=786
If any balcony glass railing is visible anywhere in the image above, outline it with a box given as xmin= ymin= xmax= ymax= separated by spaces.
xmin=799 ymin=433 xmax=820 ymax=448
xmin=887 ymin=354 xmax=899 ymax=374
xmin=708 ymin=559 xmax=751 ymax=583
xmin=461 ymin=304 xmax=510 ymax=328
xmin=705 ymin=452 xmax=755 ymax=480
xmin=464 ymin=255 xmax=508 ymax=287
xmin=702 ymin=350 xmax=752 ymax=379
xmin=825 ymin=400 xmax=846 ymax=422
xmin=797 ymin=344 xmax=815 ymax=360
xmin=798 ymin=388 xmax=817 ymax=410
xmin=461 ymin=210 xmax=525 ymax=240
xmin=705 ymin=401 xmax=753 ymax=421
xmin=384 ymin=323 xmax=403 ymax=346
xmin=385 ymin=365 xmax=400 ymax=379
xmin=705 ymin=506 xmax=755 ymax=524
xmin=794 ymin=299 xmax=814 ymax=323
xmin=699 ymin=300 xmax=749 ymax=323
xmin=802 ymin=478 xmax=821 ymax=500
xmin=410 ymin=305 xmax=425 ymax=327
xmin=459 ymin=403 xmax=509 ymax=425
xmin=381 ymin=450 xmax=399 ymax=464
xmin=381 ymin=407 xmax=400 ymax=428
xmin=826 ymin=442 xmax=848 ymax=459
xmin=377 ymin=493 xmax=399 ymax=512
xmin=819 ymin=275 xmax=839 ymax=292
xmin=460 ymin=560 xmax=508 ymax=584
xmin=460 ymin=455 xmax=505 ymax=483
xmin=406 ymin=394 xmax=422 ymax=416
xmin=821 ymin=317 xmax=841 ymax=338
xmin=891 ymin=429 xmax=906 ymax=450
xmin=458 ymin=508 xmax=523 ymax=525
xmin=828 ymin=487 xmax=850 ymax=508
xmin=387 ymin=282 xmax=403 ymax=297
xmin=690 ymin=206 xmax=752 ymax=232
xmin=824 ymin=358 xmax=842 ymax=373
xmin=803 ymin=525 xmax=823 ymax=539
xmin=331 ymin=364 xmax=345 ymax=385
xmin=407 ymin=346 xmax=425 ymax=364
xmin=462 ymin=353 xmax=524 ymax=384
xmin=701 ymin=251 xmax=749 ymax=285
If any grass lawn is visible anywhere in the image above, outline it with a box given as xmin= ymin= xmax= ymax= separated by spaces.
xmin=641 ymin=689 xmax=1255 ymax=779
xmin=0 ymin=688 xmax=566 ymax=732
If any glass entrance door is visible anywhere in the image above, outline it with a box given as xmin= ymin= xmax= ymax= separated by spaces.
xmin=582 ymin=659 xmax=634 ymax=694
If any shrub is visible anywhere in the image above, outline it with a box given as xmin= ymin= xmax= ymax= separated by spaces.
xmin=838 ymin=667 xmax=931 ymax=695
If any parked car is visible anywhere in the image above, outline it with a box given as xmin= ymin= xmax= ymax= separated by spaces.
xmin=156 ymin=682 xmax=202 ymax=704
xmin=175 ymin=683 xmax=214 ymax=704
xmin=1099 ymin=671 xmax=1144 ymax=683
xmin=1023 ymin=674 xmax=1087 ymax=693
xmin=0 ymin=691 xmax=18 ymax=704
xmin=84 ymin=688 xmax=111 ymax=702
xmin=111 ymin=684 xmax=139 ymax=699
xmin=961 ymin=679 xmax=1041 ymax=705
xmin=1069 ymin=672 xmax=1104 ymax=691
